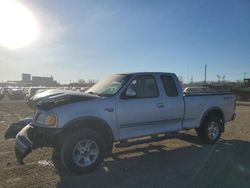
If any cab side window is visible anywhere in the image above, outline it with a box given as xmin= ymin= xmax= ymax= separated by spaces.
xmin=160 ymin=75 xmax=179 ymax=97
xmin=128 ymin=75 xmax=159 ymax=98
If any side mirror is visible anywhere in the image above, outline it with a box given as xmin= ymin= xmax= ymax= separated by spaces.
xmin=125 ymin=87 xmax=136 ymax=97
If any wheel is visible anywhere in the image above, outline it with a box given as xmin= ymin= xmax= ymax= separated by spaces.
xmin=196 ymin=116 xmax=222 ymax=144
xmin=60 ymin=129 xmax=105 ymax=174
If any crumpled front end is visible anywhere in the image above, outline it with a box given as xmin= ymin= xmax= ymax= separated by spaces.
xmin=15 ymin=124 xmax=34 ymax=164
xmin=15 ymin=123 xmax=63 ymax=164
xmin=5 ymin=118 xmax=33 ymax=139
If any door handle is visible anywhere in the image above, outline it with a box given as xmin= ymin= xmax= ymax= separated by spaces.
xmin=157 ymin=103 xmax=165 ymax=108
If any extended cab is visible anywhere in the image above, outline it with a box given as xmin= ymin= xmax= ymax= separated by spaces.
xmin=15 ymin=72 xmax=236 ymax=174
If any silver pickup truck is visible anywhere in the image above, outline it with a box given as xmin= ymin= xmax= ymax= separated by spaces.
xmin=15 ymin=72 xmax=236 ymax=174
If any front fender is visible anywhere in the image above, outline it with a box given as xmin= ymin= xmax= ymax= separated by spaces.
xmin=62 ymin=116 xmax=114 ymax=152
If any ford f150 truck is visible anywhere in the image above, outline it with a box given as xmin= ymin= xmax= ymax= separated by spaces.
xmin=14 ymin=72 xmax=236 ymax=174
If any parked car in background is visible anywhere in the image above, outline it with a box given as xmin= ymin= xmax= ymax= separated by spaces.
xmin=7 ymin=87 xmax=24 ymax=99
xmin=183 ymin=87 xmax=216 ymax=95
xmin=0 ymin=87 xmax=4 ymax=99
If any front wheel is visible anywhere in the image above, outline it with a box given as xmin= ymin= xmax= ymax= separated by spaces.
xmin=60 ymin=129 xmax=105 ymax=174
xmin=196 ymin=116 xmax=222 ymax=144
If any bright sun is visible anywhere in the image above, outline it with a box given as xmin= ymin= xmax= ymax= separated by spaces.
xmin=0 ymin=0 xmax=39 ymax=50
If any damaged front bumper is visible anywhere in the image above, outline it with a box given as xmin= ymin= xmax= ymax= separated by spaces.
xmin=15 ymin=124 xmax=63 ymax=164
xmin=15 ymin=124 xmax=34 ymax=164
xmin=5 ymin=117 xmax=33 ymax=139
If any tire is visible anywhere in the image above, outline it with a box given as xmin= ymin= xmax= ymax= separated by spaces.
xmin=52 ymin=146 xmax=61 ymax=162
xmin=196 ymin=116 xmax=222 ymax=144
xmin=60 ymin=129 xmax=105 ymax=174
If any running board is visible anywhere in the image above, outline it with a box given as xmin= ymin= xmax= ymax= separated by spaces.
xmin=115 ymin=132 xmax=185 ymax=148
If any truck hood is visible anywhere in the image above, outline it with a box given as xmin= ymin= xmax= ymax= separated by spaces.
xmin=36 ymin=89 xmax=99 ymax=110
xmin=31 ymin=89 xmax=65 ymax=100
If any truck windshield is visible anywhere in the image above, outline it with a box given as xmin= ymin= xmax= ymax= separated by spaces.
xmin=85 ymin=74 xmax=130 ymax=96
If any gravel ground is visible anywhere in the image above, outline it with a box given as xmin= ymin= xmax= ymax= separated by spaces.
xmin=0 ymin=97 xmax=250 ymax=188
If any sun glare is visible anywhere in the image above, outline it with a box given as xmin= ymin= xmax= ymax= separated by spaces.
xmin=0 ymin=0 xmax=39 ymax=50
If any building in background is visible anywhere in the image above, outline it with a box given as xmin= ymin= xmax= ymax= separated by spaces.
xmin=32 ymin=75 xmax=57 ymax=86
xmin=22 ymin=73 xmax=31 ymax=83
xmin=2 ymin=73 xmax=59 ymax=87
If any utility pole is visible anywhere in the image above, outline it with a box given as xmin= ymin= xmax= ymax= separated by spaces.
xmin=244 ymin=72 xmax=246 ymax=80
xmin=204 ymin=64 xmax=207 ymax=85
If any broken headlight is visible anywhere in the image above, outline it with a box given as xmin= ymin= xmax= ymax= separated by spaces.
xmin=36 ymin=113 xmax=57 ymax=127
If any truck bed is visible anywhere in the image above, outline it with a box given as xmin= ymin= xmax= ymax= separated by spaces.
xmin=183 ymin=92 xmax=235 ymax=129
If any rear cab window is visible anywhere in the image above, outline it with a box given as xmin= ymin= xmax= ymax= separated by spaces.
xmin=160 ymin=75 xmax=179 ymax=97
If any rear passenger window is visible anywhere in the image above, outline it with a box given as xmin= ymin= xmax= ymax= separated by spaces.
xmin=160 ymin=75 xmax=179 ymax=97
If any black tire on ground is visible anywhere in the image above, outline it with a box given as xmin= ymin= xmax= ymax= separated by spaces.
xmin=60 ymin=129 xmax=105 ymax=174
xmin=196 ymin=115 xmax=222 ymax=144
xmin=52 ymin=146 xmax=61 ymax=162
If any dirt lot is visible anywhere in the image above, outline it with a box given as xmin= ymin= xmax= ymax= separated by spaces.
xmin=0 ymin=98 xmax=250 ymax=188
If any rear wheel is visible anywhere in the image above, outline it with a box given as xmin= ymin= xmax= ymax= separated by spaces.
xmin=60 ymin=129 xmax=105 ymax=174
xmin=196 ymin=116 xmax=222 ymax=144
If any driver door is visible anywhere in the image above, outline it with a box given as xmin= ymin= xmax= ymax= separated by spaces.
xmin=115 ymin=74 xmax=166 ymax=139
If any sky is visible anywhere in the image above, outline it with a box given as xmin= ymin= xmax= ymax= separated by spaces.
xmin=0 ymin=0 xmax=249 ymax=84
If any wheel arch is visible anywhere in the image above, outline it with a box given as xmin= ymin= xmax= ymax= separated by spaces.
xmin=200 ymin=107 xmax=225 ymax=132
xmin=61 ymin=116 xmax=114 ymax=153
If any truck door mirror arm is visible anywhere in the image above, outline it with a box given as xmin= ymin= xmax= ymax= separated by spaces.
xmin=120 ymin=87 xmax=137 ymax=99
